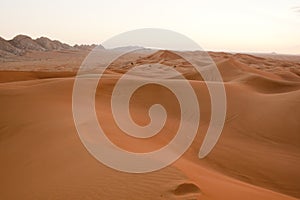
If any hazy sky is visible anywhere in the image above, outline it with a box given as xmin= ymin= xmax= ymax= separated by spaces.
xmin=1 ymin=0 xmax=299 ymax=54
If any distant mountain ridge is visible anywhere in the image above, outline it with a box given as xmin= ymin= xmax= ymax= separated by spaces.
xmin=0 ymin=36 xmax=23 ymax=56
xmin=0 ymin=35 xmax=103 ymax=57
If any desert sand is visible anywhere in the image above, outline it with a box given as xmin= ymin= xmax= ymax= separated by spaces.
xmin=0 ymin=40 xmax=300 ymax=200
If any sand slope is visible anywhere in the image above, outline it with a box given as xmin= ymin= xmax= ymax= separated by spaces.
xmin=0 ymin=50 xmax=299 ymax=200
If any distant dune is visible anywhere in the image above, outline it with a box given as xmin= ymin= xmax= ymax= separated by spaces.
xmin=0 ymin=42 xmax=299 ymax=200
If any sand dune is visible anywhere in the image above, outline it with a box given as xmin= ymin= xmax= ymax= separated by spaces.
xmin=0 ymin=49 xmax=299 ymax=199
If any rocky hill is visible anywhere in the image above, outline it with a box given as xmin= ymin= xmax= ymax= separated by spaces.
xmin=0 ymin=35 xmax=102 ymax=57
xmin=0 ymin=36 xmax=24 ymax=56
xmin=35 ymin=37 xmax=71 ymax=50
xmin=9 ymin=35 xmax=45 ymax=51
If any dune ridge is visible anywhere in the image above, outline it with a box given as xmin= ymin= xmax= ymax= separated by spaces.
xmin=0 ymin=48 xmax=299 ymax=200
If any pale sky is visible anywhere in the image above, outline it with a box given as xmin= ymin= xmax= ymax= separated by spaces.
xmin=0 ymin=0 xmax=299 ymax=54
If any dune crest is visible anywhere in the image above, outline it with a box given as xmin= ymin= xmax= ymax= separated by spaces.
xmin=0 ymin=47 xmax=299 ymax=200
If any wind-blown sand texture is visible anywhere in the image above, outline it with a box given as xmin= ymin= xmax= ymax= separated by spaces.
xmin=0 ymin=48 xmax=299 ymax=200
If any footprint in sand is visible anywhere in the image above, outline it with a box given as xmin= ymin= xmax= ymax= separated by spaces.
xmin=172 ymin=182 xmax=201 ymax=199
